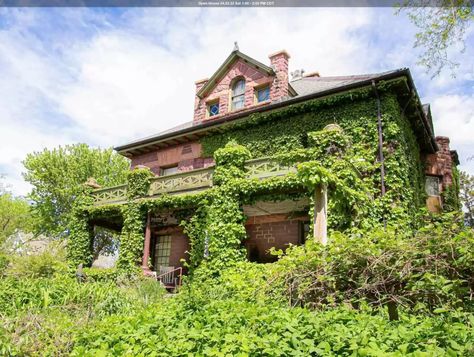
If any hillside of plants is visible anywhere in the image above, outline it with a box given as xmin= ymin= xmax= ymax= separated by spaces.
xmin=1 ymin=139 xmax=474 ymax=355
xmin=0 ymin=212 xmax=473 ymax=355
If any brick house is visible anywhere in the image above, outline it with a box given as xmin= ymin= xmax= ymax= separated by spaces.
xmin=85 ymin=47 xmax=459 ymax=285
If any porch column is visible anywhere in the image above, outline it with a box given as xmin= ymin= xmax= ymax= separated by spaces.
xmin=313 ymin=184 xmax=327 ymax=245
xmin=141 ymin=212 xmax=152 ymax=272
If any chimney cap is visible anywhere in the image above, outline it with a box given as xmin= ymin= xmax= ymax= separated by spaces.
xmin=195 ymin=78 xmax=209 ymax=85
xmin=268 ymin=49 xmax=291 ymax=59
xmin=304 ymin=71 xmax=320 ymax=78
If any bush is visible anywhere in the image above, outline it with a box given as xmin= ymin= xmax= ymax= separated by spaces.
xmin=82 ymin=267 xmax=117 ymax=282
xmin=6 ymin=243 xmax=68 ymax=279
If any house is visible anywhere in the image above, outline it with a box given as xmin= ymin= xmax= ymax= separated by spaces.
xmin=74 ymin=47 xmax=459 ymax=285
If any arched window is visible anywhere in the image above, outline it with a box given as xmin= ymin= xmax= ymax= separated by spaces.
xmin=231 ymin=79 xmax=245 ymax=110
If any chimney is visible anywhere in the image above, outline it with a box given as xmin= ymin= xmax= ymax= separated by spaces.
xmin=194 ymin=78 xmax=209 ymax=122
xmin=269 ymin=50 xmax=290 ymax=101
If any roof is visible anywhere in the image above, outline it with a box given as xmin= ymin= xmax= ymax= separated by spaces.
xmin=197 ymin=49 xmax=275 ymax=99
xmin=115 ymin=68 xmax=437 ymax=156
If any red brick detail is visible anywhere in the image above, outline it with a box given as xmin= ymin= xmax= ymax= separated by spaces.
xmin=244 ymin=213 xmax=306 ymax=263
xmin=269 ymin=50 xmax=290 ymax=102
xmin=193 ymin=51 xmax=291 ymax=122
xmin=130 ymin=142 xmax=215 ymax=176
xmin=424 ymin=136 xmax=456 ymax=190
xmin=152 ymin=227 xmax=190 ymax=270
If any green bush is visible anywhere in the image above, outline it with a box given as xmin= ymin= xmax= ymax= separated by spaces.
xmin=82 ymin=267 xmax=118 ymax=282
xmin=6 ymin=244 xmax=68 ymax=278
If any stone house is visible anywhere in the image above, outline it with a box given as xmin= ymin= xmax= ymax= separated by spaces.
xmin=78 ymin=48 xmax=459 ymax=286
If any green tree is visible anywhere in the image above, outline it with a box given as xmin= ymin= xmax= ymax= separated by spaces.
xmin=0 ymin=189 xmax=32 ymax=247
xmin=399 ymin=1 xmax=473 ymax=77
xmin=459 ymin=171 xmax=474 ymax=226
xmin=22 ymin=144 xmax=130 ymax=237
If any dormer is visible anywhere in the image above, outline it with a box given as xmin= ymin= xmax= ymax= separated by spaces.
xmin=193 ymin=47 xmax=294 ymax=122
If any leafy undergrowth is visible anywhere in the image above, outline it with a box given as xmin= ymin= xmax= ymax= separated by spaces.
xmin=2 ymin=214 xmax=474 ymax=356
xmin=0 ymin=274 xmax=165 ymax=356
xmin=71 ymin=297 xmax=474 ymax=356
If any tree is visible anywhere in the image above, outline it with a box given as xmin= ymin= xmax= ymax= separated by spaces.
xmin=0 ymin=177 xmax=33 ymax=247
xmin=459 ymin=171 xmax=474 ymax=226
xmin=399 ymin=1 xmax=474 ymax=77
xmin=22 ymin=144 xmax=130 ymax=238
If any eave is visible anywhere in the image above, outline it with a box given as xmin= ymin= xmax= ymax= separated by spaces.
xmin=115 ymin=68 xmax=438 ymax=157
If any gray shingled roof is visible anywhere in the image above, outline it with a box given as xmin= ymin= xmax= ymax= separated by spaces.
xmin=115 ymin=70 xmax=405 ymax=152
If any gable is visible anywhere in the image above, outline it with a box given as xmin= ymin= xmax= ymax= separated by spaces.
xmin=197 ymin=50 xmax=274 ymax=99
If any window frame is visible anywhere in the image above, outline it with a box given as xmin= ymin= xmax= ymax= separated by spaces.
xmin=255 ymin=85 xmax=270 ymax=103
xmin=231 ymin=78 xmax=246 ymax=111
xmin=207 ymin=100 xmax=220 ymax=118
xmin=160 ymin=165 xmax=179 ymax=176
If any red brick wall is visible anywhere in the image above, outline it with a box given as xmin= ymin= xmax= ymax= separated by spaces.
xmin=130 ymin=142 xmax=214 ymax=175
xmin=244 ymin=214 xmax=307 ymax=263
xmin=193 ymin=51 xmax=290 ymax=122
xmin=424 ymin=136 xmax=456 ymax=190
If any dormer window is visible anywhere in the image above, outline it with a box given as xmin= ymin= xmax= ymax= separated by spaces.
xmin=231 ymin=79 xmax=245 ymax=110
xmin=256 ymin=86 xmax=270 ymax=103
xmin=208 ymin=101 xmax=220 ymax=117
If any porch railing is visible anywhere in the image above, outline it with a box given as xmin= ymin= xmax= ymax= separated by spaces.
xmin=91 ymin=157 xmax=297 ymax=206
xmin=155 ymin=266 xmax=183 ymax=290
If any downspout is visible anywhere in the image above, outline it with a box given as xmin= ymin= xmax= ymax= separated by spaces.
xmin=372 ymin=80 xmax=387 ymax=224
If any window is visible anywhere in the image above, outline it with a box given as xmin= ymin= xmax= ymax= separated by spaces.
xmin=154 ymin=235 xmax=171 ymax=268
xmin=231 ymin=79 xmax=245 ymax=110
xmin=208 ymin=101 xmax=219 ymax=117
xmin=256 ymin=86 xmax=270 ymax=103
xmin=425 ymin=176 xmax=440 ymax=196
xmin=161 ymin=165 xmax=179 ymax=176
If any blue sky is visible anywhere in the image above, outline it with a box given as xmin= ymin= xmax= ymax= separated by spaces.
xmin=0 ymin=7 xmax=473 ymax=195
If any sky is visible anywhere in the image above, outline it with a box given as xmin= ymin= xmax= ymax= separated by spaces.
xmin=0 ymin=7 xmax=473 ymax=196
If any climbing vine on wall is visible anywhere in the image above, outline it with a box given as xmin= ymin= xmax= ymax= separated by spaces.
xmin=67 ymin=185 xmax=95 ymax=268
xmin=116 ymin=168 xmax=154 ymax=273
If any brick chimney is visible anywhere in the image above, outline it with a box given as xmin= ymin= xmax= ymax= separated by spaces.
xmin=194 ymin=78 xmax=208 ymax=122
xmin=269 ymin=50 xmax=290 ymax=101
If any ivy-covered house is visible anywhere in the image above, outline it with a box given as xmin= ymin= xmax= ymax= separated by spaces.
xmin=69 ymin=47 xmax=459 ymax=285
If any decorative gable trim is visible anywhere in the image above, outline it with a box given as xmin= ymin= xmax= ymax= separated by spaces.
xmin=197 ymin=50 xmax=275 ymax=99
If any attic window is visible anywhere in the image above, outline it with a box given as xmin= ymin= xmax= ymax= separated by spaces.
xmin=256 ymin=86 xmax=270 ymax=103
xmin=231 ymin=79 xmax=245 ymax=110
xmin=208 ymin=101 xmax=220 ymax=117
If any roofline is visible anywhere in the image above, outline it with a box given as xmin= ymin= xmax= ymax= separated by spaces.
xmin=196 ymin=50 xmax=275 ymax=99
xmin=115 ymin=68 xmax=436 ymax=153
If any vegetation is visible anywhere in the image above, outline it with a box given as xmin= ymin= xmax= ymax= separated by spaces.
xmin=23 ymin=144 xmax=129 ymax=238
xmin=399 ymin=1 xmax=474 ymax=77
xmin=460 ymin=170 xmax=474 ymax=226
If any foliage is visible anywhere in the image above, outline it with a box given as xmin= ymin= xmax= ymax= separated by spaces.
xmin=201 ymin=90 xmax=426 ymax=229
xmin=0 ymin=190 xmax=33 ymax=247
xmin=459 ymin=170 xmax=474 ymax=226
xmin=398 ymin=1 xmax=474 ymax=77
xmin=270 ymin=213 xmax=474 ymax=316
xmin=71 ymin=295 xmax=474 ymax=356
xmin=22 ymin=143 xmax=129 ymax=237
xmin=6 ymin=248 xmax=68 ymax=279
xmin=442 ymin=164 xmax=462 ymax=212
xmin=0 ymin=262 xmax=164 ymax=356
xmin=66 ymin=184 xmax=95 ymax=268
xmin=116 ymin=168 xmax=154 ymax=274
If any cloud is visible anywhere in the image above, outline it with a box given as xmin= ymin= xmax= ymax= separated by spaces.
xmin=0 ymin=7 xmax=473 ymax=196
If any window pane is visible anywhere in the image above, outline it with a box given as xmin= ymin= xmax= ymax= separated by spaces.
xmin=232 ymin=95 xmax=245 ymax=110
xmin=233 ymin=79 xmax=245 ymax=96
xmin=257 ymin=87 xmax=270 ymax=102
xmin=155 ymin=235 xmax=171 ymax=268
xmin=162 ymin=166 xmax=179 ymax=176
xmin=425 ymin=176 xmax=440 ymax=196
xmin=209 ymin=103 xmax=219 ymax=116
